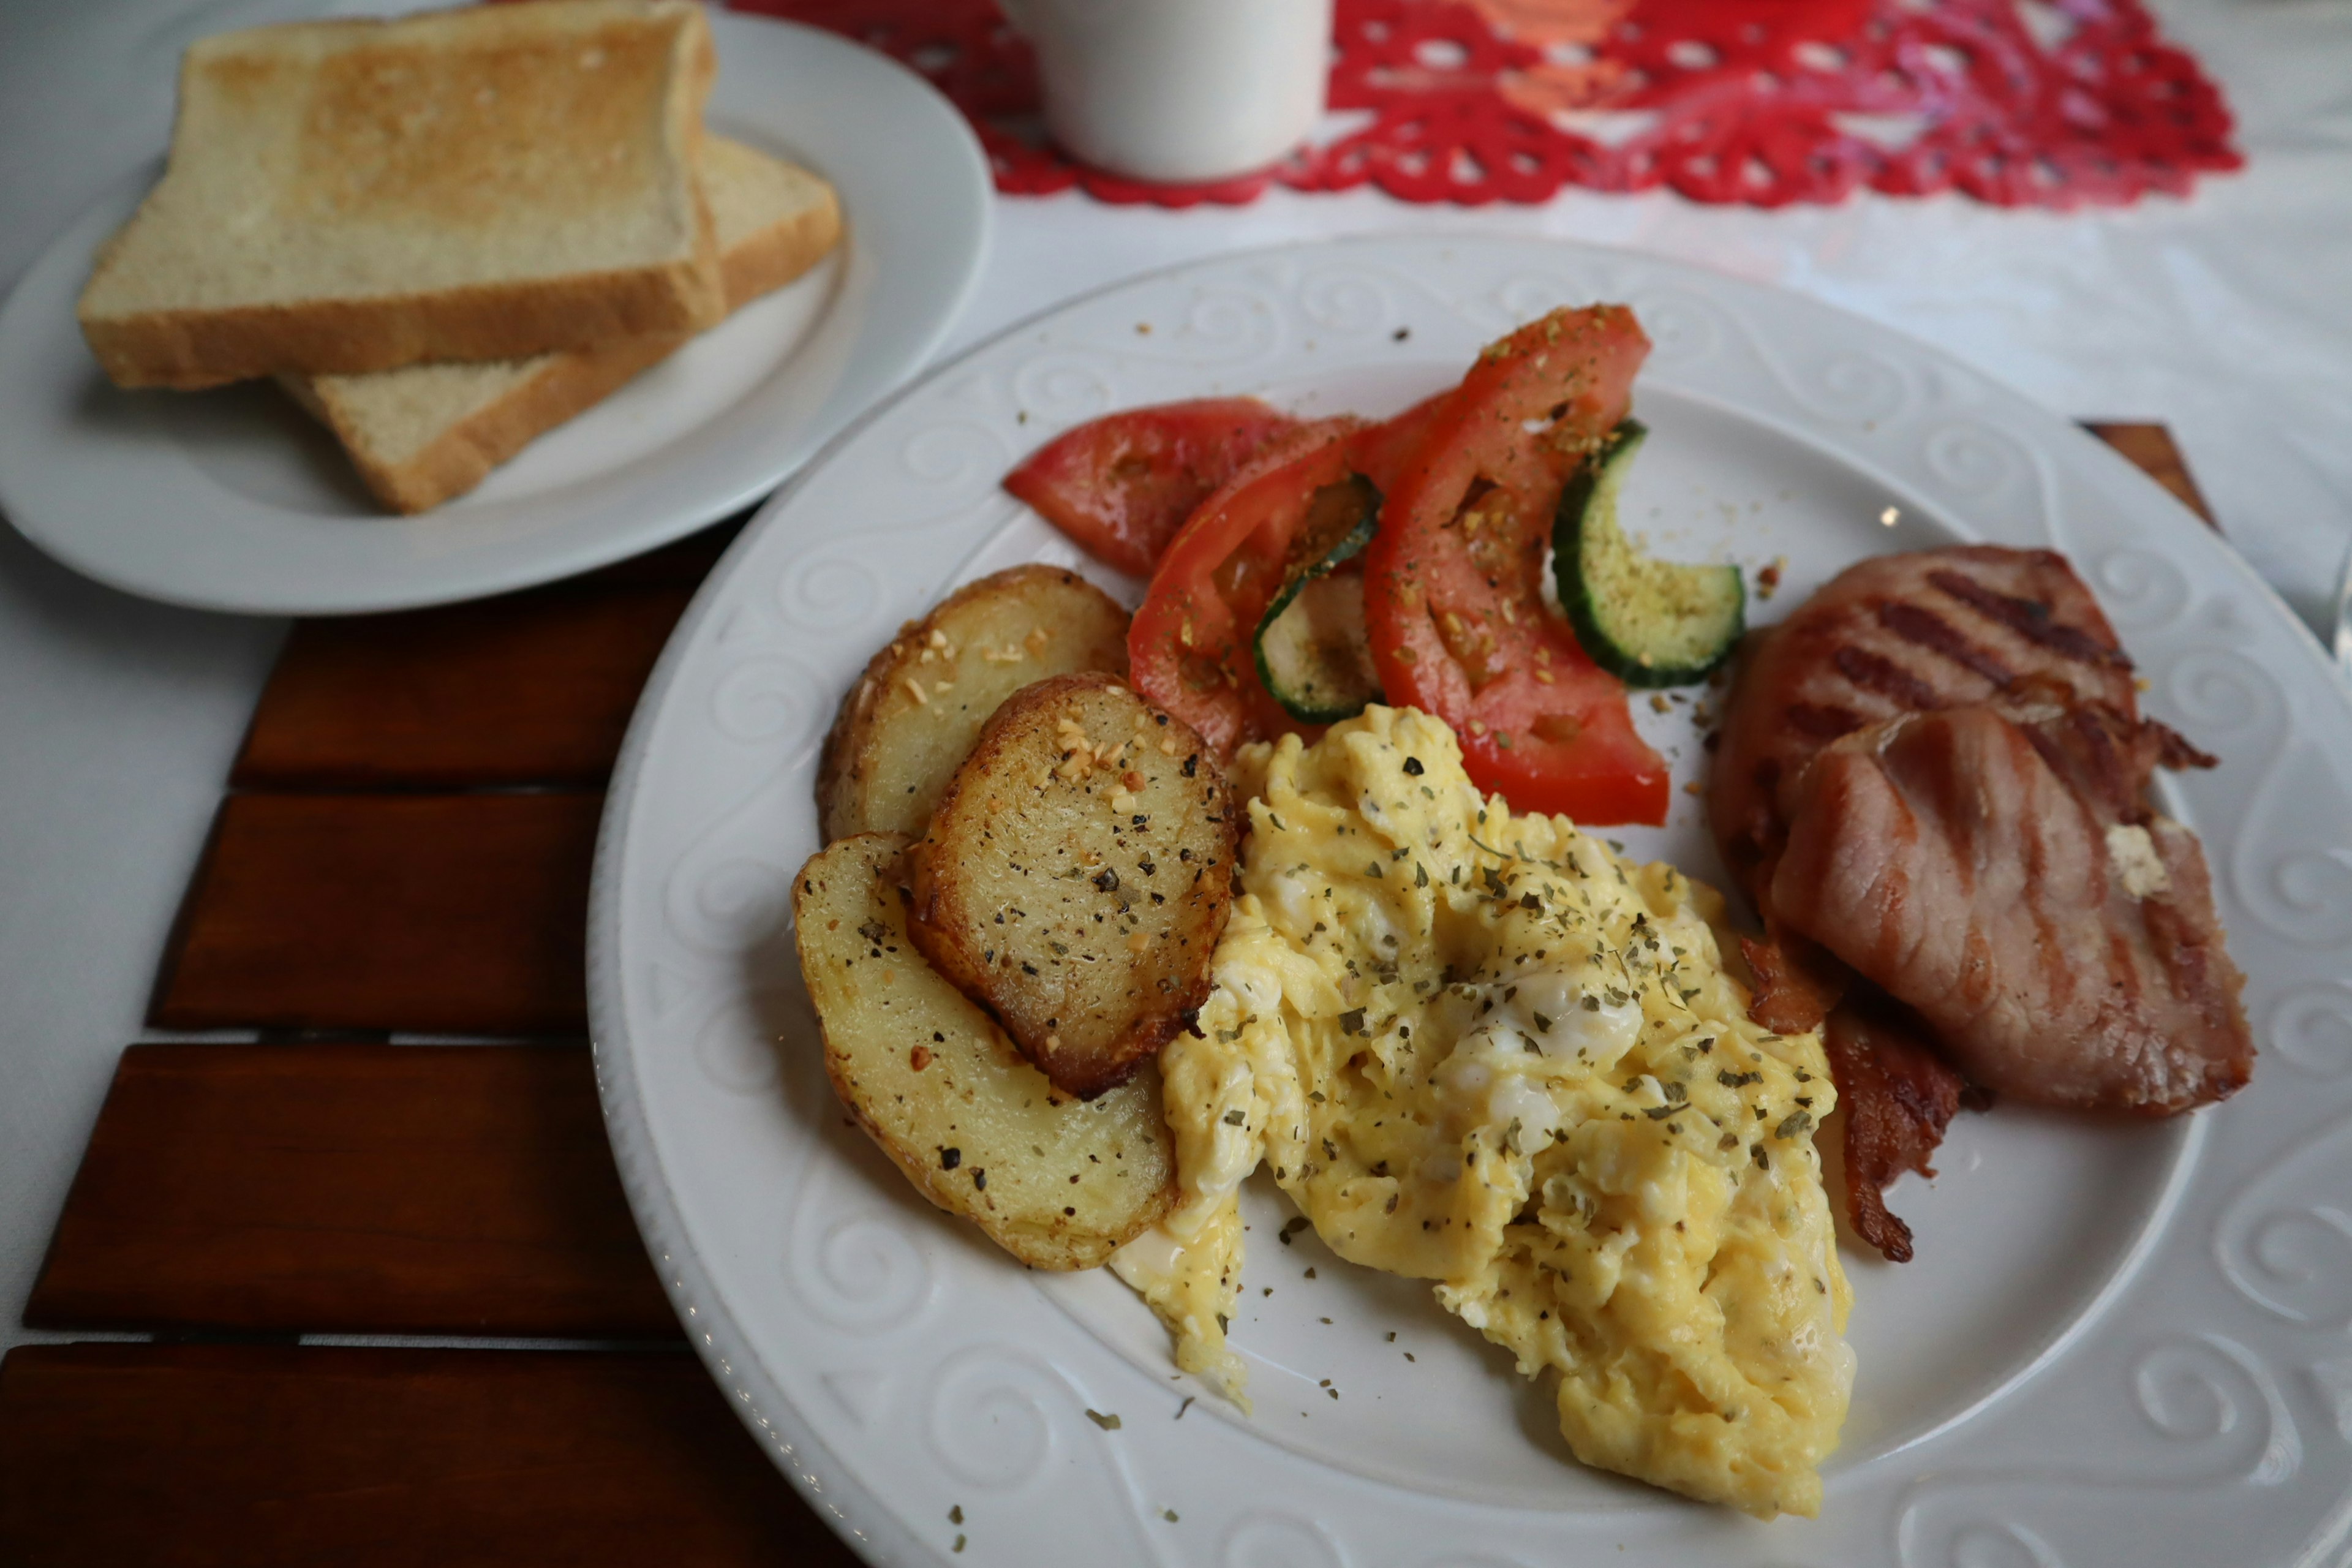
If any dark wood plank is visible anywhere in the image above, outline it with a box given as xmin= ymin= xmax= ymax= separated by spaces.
xmin=236 ymin=585 xmax=694 ymax=789
xmin=27 ymin=1044 xmax=676 ymax=1338
xmin=153 ymin=793 xmax=597 ymax=1035
xmin=2084 ymin=421 xmax=2219 ymax=530
xmin=0 ymin=1343 xmax=860 ymax=1568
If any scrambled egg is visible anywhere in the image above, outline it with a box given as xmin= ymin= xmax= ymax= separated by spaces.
xmin=1112 ymin=707 xmax=1853 ymax=1519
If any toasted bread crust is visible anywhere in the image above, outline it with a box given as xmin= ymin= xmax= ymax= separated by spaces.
xmin=721 ymin=189 xmax=842 ymax=307
xmin=300 ymin=332 xmax=685 ymax=513
xmin=85 ymin=254 xmax=723 ymax=390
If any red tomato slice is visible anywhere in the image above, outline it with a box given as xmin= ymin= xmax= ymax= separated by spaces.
xmin=1003 ymin=398 xmax=1302 ymax=577
xmin=1363 ymin=306 xmax=1670 ymax=825
xmin=1348 ymin=388 xmax=1452 ymax=494
xmin=1128 ymin=420 xmax=1367 ymax=755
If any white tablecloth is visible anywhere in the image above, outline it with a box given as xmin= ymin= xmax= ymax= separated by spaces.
xmin=2 ymin=0 xmax=2347 ymax=1352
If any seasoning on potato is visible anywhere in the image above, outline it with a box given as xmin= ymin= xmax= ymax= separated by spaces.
xmin=817 ymin=565 xmax=1131 ymax=843
xmin=905 ymin=673 xmax=1238 ymax=1099
xmin=793 ymin=830 xmax=1176 ymax=1269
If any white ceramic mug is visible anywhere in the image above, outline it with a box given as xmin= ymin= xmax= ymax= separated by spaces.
xmin=997 ymin=0 xmax=1333 ymax=184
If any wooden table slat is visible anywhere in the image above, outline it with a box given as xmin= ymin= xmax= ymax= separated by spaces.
xmin=26 ymin=1044 xmax=676 ymax=1339
xmin=2081 ymin=421 xmax=2219 ymax=529
xmin=153 ymin=793 xmax=599 ymax=1035
xmin=235 ymin=584 xmax=694 ymax=789
xmin=0 ymin=1343 xmax=860 ymax=1568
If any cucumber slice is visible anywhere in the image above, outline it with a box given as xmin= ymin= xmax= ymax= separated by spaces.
xmin=1257 ymin=572 xmax=1381 ymax=723
xmin=1254 ymin=475 xmax=1383 ymax=723
xmin=1555 ymin=420 xmax=1744 ymax=687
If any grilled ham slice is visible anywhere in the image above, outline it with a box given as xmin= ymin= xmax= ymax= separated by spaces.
xmin=1709 ymin=545 xmax=2248 ymax=1258
xmin=1770 ymin=698 xmax=2250 ymax=1114
xmin=1711 ymin=546 xmax=2138 ymax=898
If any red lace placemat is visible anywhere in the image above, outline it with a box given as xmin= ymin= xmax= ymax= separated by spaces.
xmin=735 ymin=0 xmax=2239 ymax=209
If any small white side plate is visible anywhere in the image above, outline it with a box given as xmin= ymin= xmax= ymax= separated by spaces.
xmin=0 ymin=12 xmax=988 ymax=616
xmin=592 ymin=236 xmax=2352 ymax=1567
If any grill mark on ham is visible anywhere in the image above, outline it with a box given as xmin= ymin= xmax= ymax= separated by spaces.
xmin=1833 ymin=644 xmax=1943 ymax=710
xmin=2022 ymin=724 xmax=2072 ymax=795
xmin=1879 ymin=601 xmax=2017 ymax=687
xmin=1708 ymin=546 xmax=2248 ymax=1260
xmin=1929 ymin=569 xmax=2132 ymax=669
xmin=2064 ymin=704 xmax=2132 ymax=817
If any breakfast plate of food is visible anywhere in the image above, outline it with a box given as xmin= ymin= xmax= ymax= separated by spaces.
xmin=588 ymin=235 xmax=2352 ymax=1565
xmin=0 ymin=1 xmax=987 ymax=615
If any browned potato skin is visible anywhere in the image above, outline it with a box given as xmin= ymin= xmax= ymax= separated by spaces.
xmin=794 ymin=831 xmax=1176 ymax=1270
xmin=816 ymin=566 xmax=1131 ymax=843
xmin=906 ymin=673 xmax=1238 ymax=1100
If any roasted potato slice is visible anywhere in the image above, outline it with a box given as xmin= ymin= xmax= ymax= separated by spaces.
xmin=818 ymin=566 xmax=1131 ymax=842
xmin=794 ymin=831 xmax=1176 ymax=1270
xmin=906 ymin=673 xmax=1238 ymax=1099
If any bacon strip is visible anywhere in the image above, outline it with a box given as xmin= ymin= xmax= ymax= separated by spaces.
xmin=1823 ymin=997 xmax=1983 ymax=1264
xmin=1740 ymin=929 xmax=1846 ymax=1035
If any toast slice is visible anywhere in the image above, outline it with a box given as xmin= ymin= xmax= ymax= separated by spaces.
xmin=80 ymin=0 xmax=724 ymax=390
xmin=284 ymin=137 xmax=840 ymax=513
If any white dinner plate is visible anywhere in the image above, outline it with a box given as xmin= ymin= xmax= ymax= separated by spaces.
xmin=590 ymin=236 xmax=2352 ymax=1567
xmin=0 ymin=10 xmax=987 ymax=616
